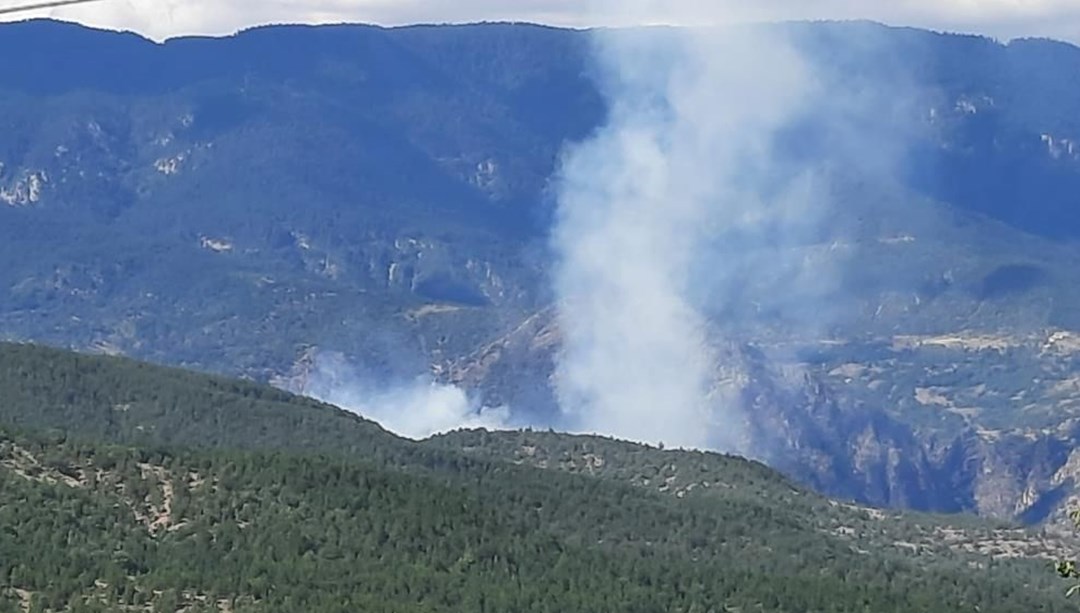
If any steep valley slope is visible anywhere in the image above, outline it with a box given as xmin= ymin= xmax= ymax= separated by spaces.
xmin=3 ymin=19 xmax=1080 ymax=523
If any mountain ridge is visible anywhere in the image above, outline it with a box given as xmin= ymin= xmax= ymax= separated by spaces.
xmin=4 ymin=18 xmax=1080 ymax=525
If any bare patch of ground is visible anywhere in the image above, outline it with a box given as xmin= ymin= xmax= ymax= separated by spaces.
xmin=892 ymin=333 xmax=1022 ymax=352
xmin=403 ymin=304 xmax=466 ymax=320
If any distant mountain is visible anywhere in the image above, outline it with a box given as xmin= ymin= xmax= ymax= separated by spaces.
xmin=4 ymin=19 xmax=1080 ymax=524
xmin=0 ymin=20 xmax=601 ymax=377
xmin=0 ymin=342 xmax=1075 ymax=612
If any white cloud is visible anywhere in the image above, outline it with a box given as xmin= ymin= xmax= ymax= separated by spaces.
xmin=1 ymin=0 xmax=1079 ymax=43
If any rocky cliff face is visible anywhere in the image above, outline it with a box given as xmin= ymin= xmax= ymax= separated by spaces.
xmin=431 ymin=307 xmax=1080 ymax=525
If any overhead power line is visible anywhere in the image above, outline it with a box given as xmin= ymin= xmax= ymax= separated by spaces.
xmin=0 ymin=0 xmax=103 ymax=16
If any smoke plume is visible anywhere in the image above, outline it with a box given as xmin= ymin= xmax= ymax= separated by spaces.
xmin=552 ymin=20 xmax=832 ymax=451
xmin=300 ymin=352 xmax=511 ymax=440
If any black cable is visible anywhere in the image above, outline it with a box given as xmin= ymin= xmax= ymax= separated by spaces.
xmin=0 ymin=0 xmax=103 ymax=16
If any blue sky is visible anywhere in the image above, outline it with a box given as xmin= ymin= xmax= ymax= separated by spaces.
xmin=2 ymin=0 xmax=1079 ymax=44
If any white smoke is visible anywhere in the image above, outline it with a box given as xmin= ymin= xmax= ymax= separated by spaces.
xmin=299 ymin=352 xmax=511 ymax=440
xmin=552 ymin=20 xmax=827 ymax=451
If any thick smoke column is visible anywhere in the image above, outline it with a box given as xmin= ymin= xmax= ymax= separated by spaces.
xmin=552 ymin=22 xmax=821 ymax=450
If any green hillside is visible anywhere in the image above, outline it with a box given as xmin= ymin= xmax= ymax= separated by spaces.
xmin=0 ymin=342 xmax=1077 ymax=611
xmin=0 ymin=341 xmax=400 ymax=457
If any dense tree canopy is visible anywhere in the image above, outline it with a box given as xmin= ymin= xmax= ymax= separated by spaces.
xmin=0 ymin=342 xmax=1074 ymax=611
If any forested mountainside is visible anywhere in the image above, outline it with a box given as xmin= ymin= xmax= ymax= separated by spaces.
xmin=4 ymin=19 xmax=1080 ymax=374
xmin=0 ymin=342 xmax=1077 ymax=612
xmin=5 ymin=19 xmax=1080 ymax=522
